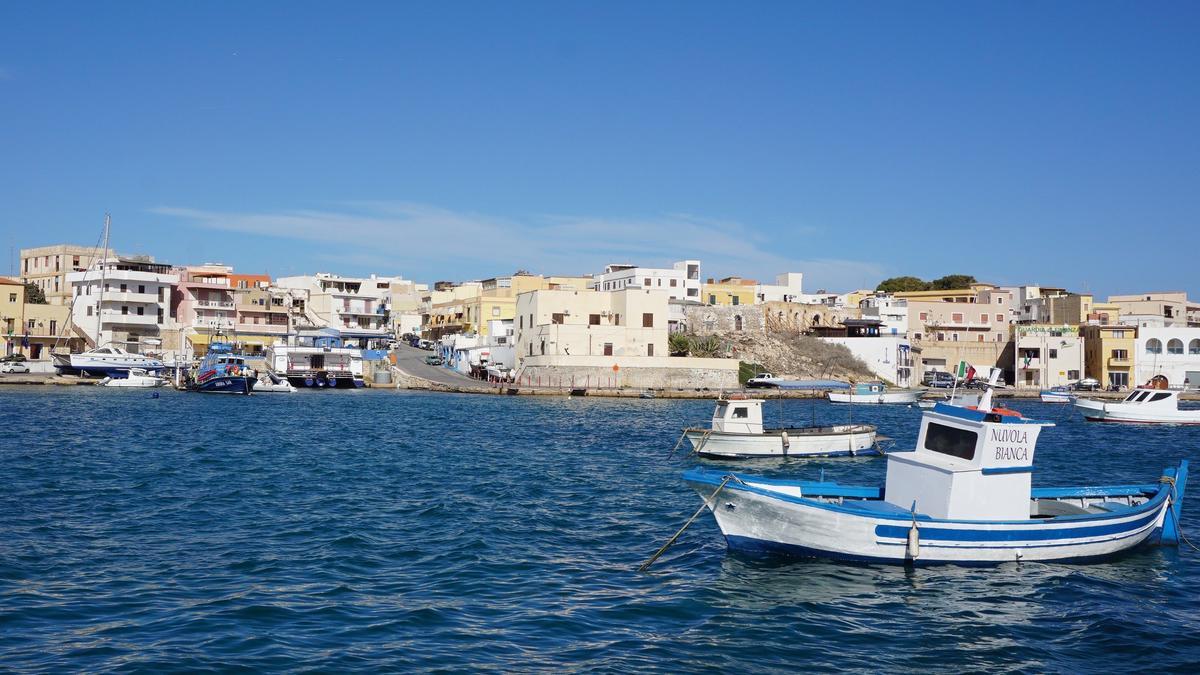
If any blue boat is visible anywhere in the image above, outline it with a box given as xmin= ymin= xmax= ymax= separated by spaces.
xmin=191 ymin=342 xmax=256 ymax=395
xmin=684 ymin=388 xmax=1188 ymax=565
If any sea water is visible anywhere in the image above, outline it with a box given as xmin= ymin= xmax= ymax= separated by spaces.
xmin=1 ymin=388 xmax=1197 ymax=671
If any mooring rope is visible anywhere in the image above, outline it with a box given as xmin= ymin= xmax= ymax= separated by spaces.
xmin=638 ymin=475 xmax=733 ymax=572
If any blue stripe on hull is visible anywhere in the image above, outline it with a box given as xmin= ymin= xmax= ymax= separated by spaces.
xmin=699 ymin=449 xmax=881 ymax=460
xmin=874 ymin=508 xmax=1162 ymax=543
xmin=724 ymin=534 xmax=1161 ymax=566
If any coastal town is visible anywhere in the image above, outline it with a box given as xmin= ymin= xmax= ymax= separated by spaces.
xmin=4 ymin=236 xmax=1198 ymax=395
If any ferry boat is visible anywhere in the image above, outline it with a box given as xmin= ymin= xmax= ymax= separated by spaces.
xmin=191 ymin=342 xmax=255 ymax=394
xmin=828 ymin=381 xmax=922 ymax=405
xmin=683 ymin=381 xmax=1188 ymax=565
xmin=1074 ymin=386 xmax=1200 ymax=425
xmin=1040 ymin=387 xmax=1074 ymax=403
xmin=266 ymin=345 xmax=365 ymax=388
xmin=54 ymin=346 xmax=165 ymax=377
xmin=681 ymin=393 xmax=878 ymax=459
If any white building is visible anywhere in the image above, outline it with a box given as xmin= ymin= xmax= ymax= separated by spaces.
xmin=1135 ymin=327 xmax=1200 ymax=389
xmin=754 ymin=273 xmax=804 ymax=303
xmin=67 ymin=256 xmax=179 ymax=352
xmin=275 ymin=273 xmax=406 ymax=340
xmin=860 ymin=295 xmax=909 ymax=337
xmin=1014 ymin=325 xmax=1085 ymax=389
xmin=588 ymin=260 xmax=701 ymax=302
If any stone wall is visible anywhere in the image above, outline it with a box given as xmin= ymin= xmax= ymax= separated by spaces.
xmin=681 ymin=302 xmax=860 ymax=336
xmin=516 ymin=354 xmax=739 ymax=390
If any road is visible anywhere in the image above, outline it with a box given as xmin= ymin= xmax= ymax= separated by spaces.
xmin=390 ymin=344 xmax=483 ymax=387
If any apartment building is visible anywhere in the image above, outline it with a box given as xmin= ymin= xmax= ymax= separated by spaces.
xmin=1082 ymin=324 xmax=1137 ymax=390
xmin=589 ymin=260 xmax=701 ymax=302
xmin=703 ymin=276 xmax=758 ymax=306
xmin=1107 ymin=292 xmax=1200 ymax=328
xmin=20 ymin=244 xmax=114 ymax=305
xmin=66 ymin=256 xmax=178 ymax=352
xmin=275 ymin=273 xmax=398 ymax=340
xmin=1014 ymin=325 xmax=1085 ymax=389
xmin=1136 ymin=327 xmax=1200 ymax=389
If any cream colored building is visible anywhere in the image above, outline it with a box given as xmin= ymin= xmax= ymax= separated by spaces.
xmin=20 ymin=244 xmax=114 ymax=305
xmin=904 ymin=286 xmax=1013 ymax=344
xmin=1014 ymin=325 xmax=1085 ymax=389
xmin=514 ymin=288 xmax=739 ymax=389
xmin=1107 ymin=292 xmax=1200 ymax=328
xmin=425 ymin=275 xmax=594 ymax=339
xmin=516 ymin=288 xmax=666 ymax=360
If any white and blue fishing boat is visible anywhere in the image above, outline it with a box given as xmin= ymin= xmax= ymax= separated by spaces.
xmin=683 ymin=380 xmax=1188 ymax=565
xmin=1040 ymin=386 xmax=1074 ymax=403
xmin=191 ymin=342 xmax=255 ymax=395
xmin=828 ymin=381 xmax=922 ymax=405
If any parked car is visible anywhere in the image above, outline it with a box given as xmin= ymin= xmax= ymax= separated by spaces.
xmin=923 ymin=371 xmax=956 ymax=388
xmin=0 ymin=361 xmax=31 ymax=374
xmin=1072 ymin=378 xmax=1102 ymax=391
xmin=0 ymin=353 xmax=27 ymax=363
xmin=745 ymin=373 xmax=780 ymax=388
xmin=424 ymin=355 xmax=444 ymax=366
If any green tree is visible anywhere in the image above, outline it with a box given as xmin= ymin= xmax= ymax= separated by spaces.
xmin=928 ymin=274 xmax=976 ymax=290
xmin=23 ymin=283 xmax=47 ymax=304
xmin=876 ymin=276 xmax=929 ymax=293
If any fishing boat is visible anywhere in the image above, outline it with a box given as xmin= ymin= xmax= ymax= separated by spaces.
xmin=96 ymin=367 xmax=169 ymax=388
xmin=828 ymin=381 xmax=922 ymax=405
xmin=190 ymin=342 xmax=255 ymax=394
xmin=1040 ymin=386 xmax=1074 ymax=403
xmin=254 ymin=371 xmax=297 ymax=393
xmin=680 ymin=393 xmax=878 ymax=459
xmin=683 ymin=378 xmax=1188 ymax=565
xmin=1074 ymin=387 xmax=1200 ymax=425
xmin=917 ymin=391 xmax=981 ymax=410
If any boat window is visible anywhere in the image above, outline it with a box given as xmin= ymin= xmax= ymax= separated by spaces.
xmin=924 ymin=422 xmax=977 ymax=461
xmin=1135 ymin=391 xmax=1151 ymax=402
xmin=1149 ymin=392 xmax=1171 ymax=402
xmin=1124 ymin=392 xmax=1140 ymax=402
xmin=732 ymin=407 xmax=749 ymax=419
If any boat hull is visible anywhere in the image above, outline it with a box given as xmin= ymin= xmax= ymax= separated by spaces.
xmin=193 ymin=375 xmax=256 ymax=394
xmin=1074 ymin=398 xmax=1200 ymax=424
xmin=685 ymin=426 xmax=878 ymax=458
xmin=99 ymin=377 xmax=168 ymax=388
xmin=684 ymin=464 xmax=1186 ymax=565
xmin=286 ymin=375 xmax=365 ymax=389
xmin=828 ymin=390 xmax=922 ymax=404
xmin=1040 ymin=391 xmax=1074 ymax=403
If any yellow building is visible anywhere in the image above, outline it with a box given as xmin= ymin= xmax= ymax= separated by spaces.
xmin=892 ymin=283 xmax=998 ymax=304
xmin=0 ymin=277 xmax=78 ymax=359
xmin=1082 ymin=324 xmax=1137 ymax=390
xmin=1 ymin=277 xmax=24 ymax=356
xmin=425 ymin=275 xmax=596 ymax=338
xmin=703 ymin=277 xmax=758 ymax=306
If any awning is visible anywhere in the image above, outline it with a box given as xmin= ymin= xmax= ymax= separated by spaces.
xmin=774 ymin=379 xmax=851 ymax=390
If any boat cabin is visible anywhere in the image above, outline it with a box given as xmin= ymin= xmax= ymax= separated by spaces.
xmin=711 ymin=397 xmax=765 ymax=434
xmin=852 ymin=382 xmax=887 ymax=395
xmin=884 ymin=403 xmax=1052 ymax=520
xmin=1119 ymin=387 xmax=1180 ymax=407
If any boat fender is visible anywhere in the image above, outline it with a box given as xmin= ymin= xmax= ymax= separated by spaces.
xmin=906 ymin=501 xmax=920 ymax=561
xmin=781 ymin=431 xmax=790 ymax=450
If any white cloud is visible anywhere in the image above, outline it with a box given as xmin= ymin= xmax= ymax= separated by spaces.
xmin=149 ymin=202 xmax=884 ymax=291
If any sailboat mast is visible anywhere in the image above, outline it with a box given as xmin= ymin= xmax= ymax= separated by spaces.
xmin=94 ymin=214 xmax=110 ymax=346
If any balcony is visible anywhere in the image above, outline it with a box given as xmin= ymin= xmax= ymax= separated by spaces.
xmin=236 ymin=322 xmax=289 ymax=334
xmin=1108 ymin=357 xmax=1131 ymax=367
xmin=196 ymin=299 xmax=235 ymax=308
xmin=100 ymin=310 xmax=159 ymax=326
xmin=102 ymin=291 xmax=159 ymax=303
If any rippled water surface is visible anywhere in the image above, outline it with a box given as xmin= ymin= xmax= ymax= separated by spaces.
xmin=2 ymin=388 xmax=1198 ymax=671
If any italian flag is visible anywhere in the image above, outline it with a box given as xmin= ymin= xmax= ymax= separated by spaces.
xmin=956 ymin=360 xmax=976 ymax=381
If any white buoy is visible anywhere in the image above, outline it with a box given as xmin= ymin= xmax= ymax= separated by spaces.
xmin=906 ymin=522 xmax=920 ymax=560
xmin=781 ymin=431 xmax=790 ymax=449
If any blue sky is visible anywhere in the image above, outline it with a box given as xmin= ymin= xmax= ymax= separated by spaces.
xmin=1 ymin=2 xmax=1197 ymax=297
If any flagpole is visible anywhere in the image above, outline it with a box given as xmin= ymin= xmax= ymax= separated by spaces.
xmin=950 ymin=360 xmax=961 ymax=404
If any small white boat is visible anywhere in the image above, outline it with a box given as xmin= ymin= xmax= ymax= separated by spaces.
xmin=682 ymin=395 xmax=878 ymax=459
xmin=916 ymin=400 xmax=936 ymax=409
xmin=255 ymin=371 xmax=297 ymax=393
xmin=1074 ymin=386 xmax=1200 ymax=425
xmin=684 ymin=380 xmax=1190 ymax=565
xmin=828 ymin=381 xmax=922 ymax=405
xmin=97 ymin=368 xmax=169 ymax=388
xmin=1040 ymin=387 xmax=1074 ymax=403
